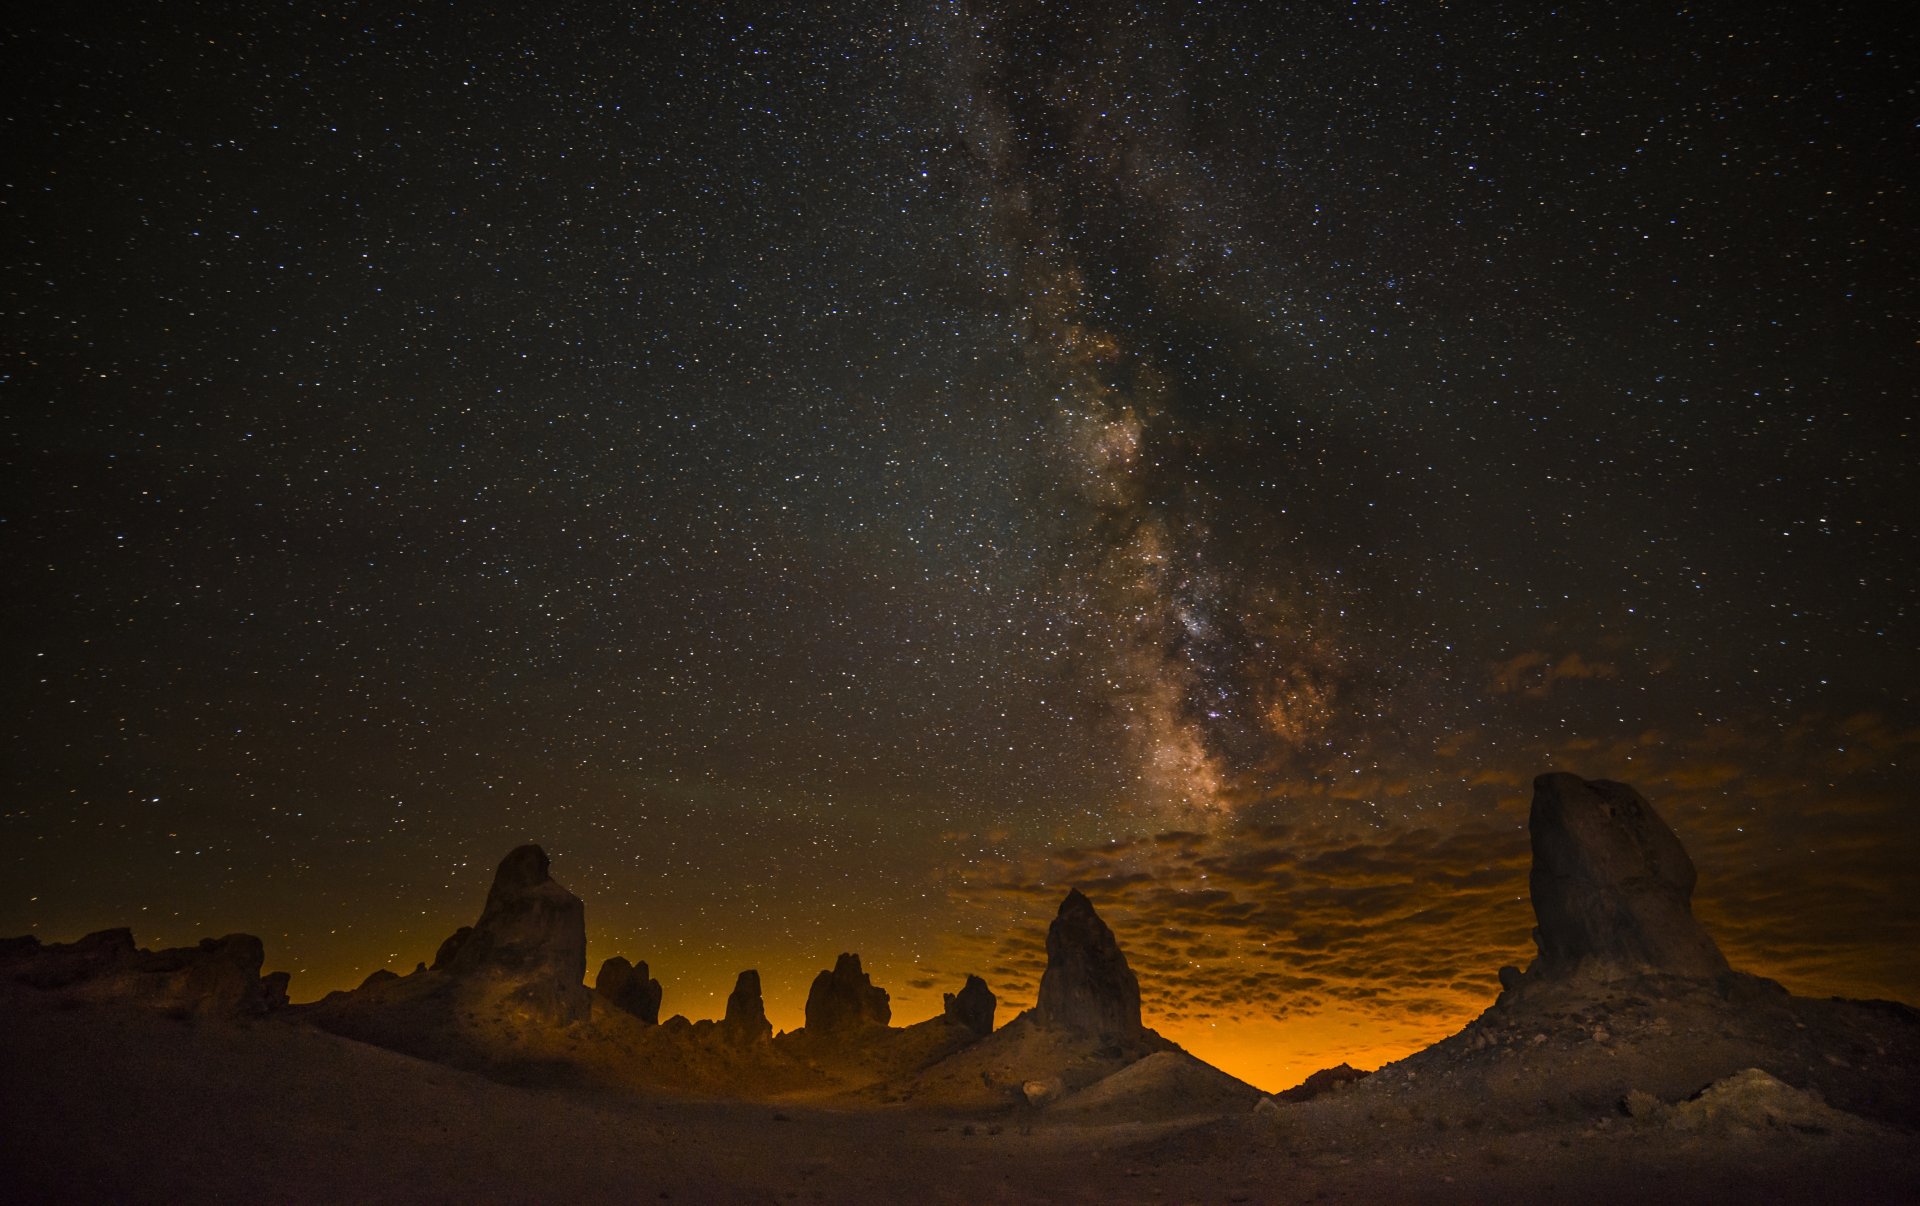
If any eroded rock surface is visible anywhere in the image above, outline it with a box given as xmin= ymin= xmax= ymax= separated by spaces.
xmin=595 ymin=956 xmax=663 ymax=1024
xmin=804 ymin=953 xmax=891 ymax=1033
xmin=0 ymin=928 xmax=283 ymax=1017
xmin=943 ymin=974 xmax=996 ymax=1037
xmin=1035 ymin=889 xmax=1142 ymax=1039
xmin=1526 ymin=773 xmax=1728 ymax=982
xmin=722 ymin=969 xmax=772 ymax=1044
xmin=436 ymin=844 xmax=589 ymax=1022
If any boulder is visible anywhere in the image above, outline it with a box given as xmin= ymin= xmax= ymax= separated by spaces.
xmin=722 ymin=969 xmax=772 ymax=1044
xmin=438 ymin=844 xmax=590 ymax=1023
xmin=1023 ymin=1075 xmax=1067 ymax=1107
xmin=803 ymin=953 xmax=891 ymax=1033
xmin=1034 ymin=889 xmax=1142 ymax=1039
xmin=1526 ymin=773 xmax=1729 ymax=981
xmin=595 ymin=956 xmax=663 ymax=1024
xmin=943 ymin=974 xmax=996 ymax=1037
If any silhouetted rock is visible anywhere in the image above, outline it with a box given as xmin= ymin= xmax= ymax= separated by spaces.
xmin=259 ymin=971 xmax=291 ymax=1010
xmin=722 ymin=969 xmax=772 ymax=1044
xmin=943 ymin=974 xmax=996 ymax=1037
xmin=0 ymin=928 xmax=274 ymax=1016
xmin=595 ymin=956 xmax=663 ymax=1024
xmin=430 ymin=926 xmax=472 ymax=971
xmin=1 ymin=929 xmax=135 ymax=990
xmin=1277 ymin=1062 xmax=1371 ymax=1103
xmin=438 ymin=844 xmax=590 ymax=1023
xmin=360 ymin=968 xmax=400 ymax=990
xmin=1525 ymin=773 xmax=1729 ymax=982
xmin=1035 ymin=889 xmax=1141 ymax=1039
xmin=804 ymin=953 xmax=891 ymax=1033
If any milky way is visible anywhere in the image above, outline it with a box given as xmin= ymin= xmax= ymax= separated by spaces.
xmin=4 ymin=0 xmax=1912 ymax=1087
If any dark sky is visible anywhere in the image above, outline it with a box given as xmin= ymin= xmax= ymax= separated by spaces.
xmin=5 ymin=0 xmax=1913 ymax=1086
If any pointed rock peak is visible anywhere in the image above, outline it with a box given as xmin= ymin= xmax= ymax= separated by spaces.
xmin=943 ymin=973 xmax=996 ymax=1037
xmin=1036 ymin=888 xmax=1142 ymax=1039
xmin=723 ymin=969 xmax=772 ymax=1043
xmin=804 ymin=951 xmax=891 ymax=1032
xmin=1526 ymin=773 xmax=1729 ymax=983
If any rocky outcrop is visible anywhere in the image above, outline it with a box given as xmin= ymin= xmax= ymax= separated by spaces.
xmin=1524 ymin=773 xmax=1729 ymax=982
xmin=0 ymin=928 xmax=284 ymax=1017
xmin=430 ymin=926 xmax=472 ymax=971
xmin=436 ymin=844 xmax=590 ymax=1023
xmin=943 ymin=974 xmax=996 ymax=1037
xmin=722 ymin=969 xmax=772 ymax=1043
xmin=1277 ymin=1061 xmax=1371 ymax=1103
xmin=595 ymin=956 xmax=663 ymax=1024
xmin=1035 ymin=889 xmax=1142 ymax=1039
xmin=803 ymin=953 xmax=891 ymax=1033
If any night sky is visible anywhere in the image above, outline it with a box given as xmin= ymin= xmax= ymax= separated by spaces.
xmin=5 ymin=1 xmax=1913 ymax=1088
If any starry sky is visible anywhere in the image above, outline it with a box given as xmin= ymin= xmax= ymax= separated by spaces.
xmin=5 ymin=1 xmax=1914 ymax=1088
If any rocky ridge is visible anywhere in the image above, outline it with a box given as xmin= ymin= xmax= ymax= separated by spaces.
xmin=0 ymin=928 xmax=285 ymax=1017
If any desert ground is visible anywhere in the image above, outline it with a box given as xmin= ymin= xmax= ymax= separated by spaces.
xmin=4 ymin=984 xmax=1916 ymax=1205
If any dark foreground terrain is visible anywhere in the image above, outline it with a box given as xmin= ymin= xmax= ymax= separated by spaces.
xmin=4 ymin=986 xmax=1916 ymax=1206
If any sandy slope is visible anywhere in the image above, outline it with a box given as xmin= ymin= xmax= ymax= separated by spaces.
xmin=5 ymin=988 xmax=1917 ymax=1205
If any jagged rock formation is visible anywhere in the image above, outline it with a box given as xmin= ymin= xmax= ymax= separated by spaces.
xmin=1035 ymin=889 xmax=1142 ymax=1038
xmin=437 ymin=844 xmax=590 ymax=1023
xmin=942 ymin=974 xmax=996 ymax=1037
xmin=1523 ymin=773 xmax=1729 ymax=983
xmin=0 ymin=928 xmax=284 ymax=1017
xmin=722 ymin=969 xmax=772 ymax=1043
xmin=804 ymin=953 xmax=891 ymax=1032
xmin=1277 ymin=1062 xmax=1371 ymax=1103
xmin=309 ymin=843 xmax=591 ymax=1040
xmin=595 ymin=956 xmax=663 ymax=1024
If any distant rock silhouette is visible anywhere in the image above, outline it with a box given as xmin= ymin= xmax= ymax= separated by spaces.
xmin=1524 ymin=773 xmax=1729 ymax=982
xmin=595 ymin=956 xmax=663 ymax=1024
xmin=1035 ymin=889 xmax=1142 ymax=1039
xmin=360 ymin=968 xmax=400 ymax=990
xmin=438 ymin=844 xmax=590 ymax=1023
xmin=0 ymin=927 xmax=282 ymax=1017
xmin=1277 ymin=1062 xmax=1371 ymax=1103
xmin=804 ymin=953 xmax=891 ymax=1032
xmin=943 ymin=974 xmax=996 ymax=1037
xmin=722 ymin=969 xmax=772 ymax=1043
